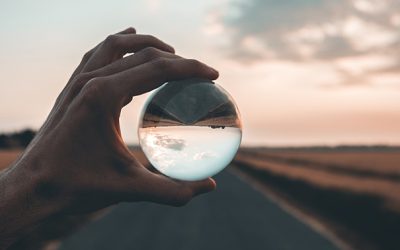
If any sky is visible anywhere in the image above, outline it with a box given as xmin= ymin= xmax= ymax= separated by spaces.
xmin=0 ymin=0 xmax=399 ymax=146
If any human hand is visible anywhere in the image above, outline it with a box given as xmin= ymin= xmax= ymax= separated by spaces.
xmin=0 ymin=27 xmax=217 ymax=247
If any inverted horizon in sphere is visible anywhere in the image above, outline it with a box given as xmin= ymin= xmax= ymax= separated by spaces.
xmin=139 ymin=126 xmax=242 ymax=181
xmin=138 ymin=79 xmax=242 ymax=180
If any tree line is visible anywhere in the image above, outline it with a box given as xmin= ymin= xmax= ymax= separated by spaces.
xmin=0 ymin=129 xmax=36 ymax=149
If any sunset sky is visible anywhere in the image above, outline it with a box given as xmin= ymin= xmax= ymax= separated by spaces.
xmin=1 ymin=0 xmax=399 ymax=146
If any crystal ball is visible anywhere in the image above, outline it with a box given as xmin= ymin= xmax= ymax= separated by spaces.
xmin=138 ymin=79 xmax=242 ymax=181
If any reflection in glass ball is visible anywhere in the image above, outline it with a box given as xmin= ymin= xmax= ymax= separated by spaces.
xmin=138 ymin=79 xmax=242 ymax=181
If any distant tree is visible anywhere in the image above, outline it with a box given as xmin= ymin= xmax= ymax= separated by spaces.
xmin=0 ymin=129 xmax=36 ymax=149
xmin=0 ymin=134 xmax=9 ymax=149
xmin=13 ymin=129 xmax=36 ymax=147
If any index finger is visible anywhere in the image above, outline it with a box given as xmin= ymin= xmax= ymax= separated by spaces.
xmin=106 ymin=58 xmax=219 ymax=100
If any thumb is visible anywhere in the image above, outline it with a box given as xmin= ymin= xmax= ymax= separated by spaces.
xmin=133 ymin=169 xmax=216 ymax=206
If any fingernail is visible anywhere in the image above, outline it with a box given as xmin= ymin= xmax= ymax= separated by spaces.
xmin=210 ymin=67 xmax=219 ymax=76
xmin=126 ymin=27 xmax=136 ymax=33
xmin=210 ymin=178 xmax=217 ymax=190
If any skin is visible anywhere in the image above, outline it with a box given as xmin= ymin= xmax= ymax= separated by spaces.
xmin=0 ymin=27 xmax=218 ymax=249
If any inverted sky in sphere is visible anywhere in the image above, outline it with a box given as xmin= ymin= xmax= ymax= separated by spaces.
xmin=147 ymin=79 xmax=235 ymax=125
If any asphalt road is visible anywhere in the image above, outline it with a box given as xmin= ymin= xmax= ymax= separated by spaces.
xmin=60 ymin=168 xmax=339 ymax=250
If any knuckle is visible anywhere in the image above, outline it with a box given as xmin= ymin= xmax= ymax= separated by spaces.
xmin=78 ymin=78 xmax=107 ymax=107
xmin=104 ymin=34 xmax=119 ymax=47
xmin=74 ymin=72 xmax=93 ymax=84
xmin=66 ymin=73 xmax=94 ymax=100
xmin=151 ymin=58 xmax=174 ymax=81
xmin=141 ymin=47 xmax=161 ymax=60
xmin=82 ymin=50 xmax=94 ymax=61
xmin=152 ymin=58 xmax=172 ymax=71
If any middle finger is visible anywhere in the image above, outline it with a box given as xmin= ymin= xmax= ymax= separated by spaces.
xmin=82 ymin=34 xmax=175 ymax=73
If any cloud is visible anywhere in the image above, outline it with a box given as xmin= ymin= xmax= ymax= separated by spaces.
xmin=154 ymin=134 xmax=186 ymax=151
xmin=208 ymin=0 xmax=400 ymax=86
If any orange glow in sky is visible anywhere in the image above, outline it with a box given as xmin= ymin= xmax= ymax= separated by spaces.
xmin=0 ymin=0 xmax=399 ymax=146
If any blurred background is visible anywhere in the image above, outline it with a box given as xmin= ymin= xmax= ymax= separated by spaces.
xmin=0 ymin=1 xmax=399 ymax=250
xmin=1 ymin=0 xmax=400 ymax=146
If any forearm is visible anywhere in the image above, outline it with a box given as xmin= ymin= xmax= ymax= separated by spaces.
xmin=0 ymin=158 xmax=61 ymax=249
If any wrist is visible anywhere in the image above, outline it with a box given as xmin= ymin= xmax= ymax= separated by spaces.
xmin=0 ymin=154 xmax=65 ymax=247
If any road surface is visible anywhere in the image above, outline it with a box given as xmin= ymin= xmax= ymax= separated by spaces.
xmin=60 ymin=167 xmax=339 ymax=250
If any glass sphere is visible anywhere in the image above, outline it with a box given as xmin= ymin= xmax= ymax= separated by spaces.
xmin=138 ymin=79 xmax=242 ymax=181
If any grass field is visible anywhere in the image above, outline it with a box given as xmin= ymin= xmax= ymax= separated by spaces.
xmin=234 ymin=147 xmax=400 ymax=250
xmin=249 ymin=149 xmax=400 ymax=177
xmin=0 ymin=149 xmax=149 ymax=171
xmin=0 ymin=150 xmax=21 ymax=170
